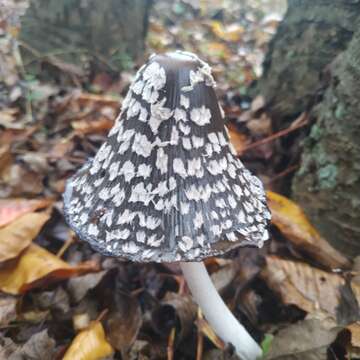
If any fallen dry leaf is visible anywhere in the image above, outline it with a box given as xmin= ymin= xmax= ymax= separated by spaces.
xmin=0 ymin=198 xmax=52 ymax=227
xmin=265 ymin=316 xmax=341 ymax=360
xmin=10 ymin=329 xmax=56 ymax=360
xmin=0 ymin=244 xmax=100 ymax=295
xmin=71 ymin=118 xmax=114 ymax=135
xmin=151 ymin=292 xmax=196 ymax=341
xmin=63 ymin=321 xmax=114 ymax=360
xmin=196 ymin=312 xmax=225 ymax=350
xmin=228 ymin=124 xmax=249 ymax=156
xmin=210 ymin=21 xmax=244 ymax=42
xmin=0 ymin=294 xmax=17 ymax=326
xmin=261 ymin=256 xmax=345 ymax=316
xmin=105 ymin=291 xmax=142 ymax=354
xmin=0 ymin=212 xmax=50 ymax=264
xmin=267 ymin=191 xmax=350 ymax=270
xmin=67 ymin=270 xmax=108 ymax=303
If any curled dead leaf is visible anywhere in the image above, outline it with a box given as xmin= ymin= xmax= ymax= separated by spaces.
xmin=264 ymin=316 xmax=341 ymax=360
xmin=267 ymin=191 xmax=350 ymax=270
xmin=105 ymin=291 xmax=142 ymax=355
xmin=0 ymin=244 xmax=100 ymax=295
xmin=261 ymin=255 xmax=344 ymax=316
xmin=0 ymin=211 xmax=50 ymax=264
xmin=0 ymin=198 xmax=53 ymax=227
xmin=63 ymin=321 xmax=114 ymax=360
xmin=196 ymin=312 xmax=225 ymax=350
xmin=151 ymin=292 xmax=197 ymax=341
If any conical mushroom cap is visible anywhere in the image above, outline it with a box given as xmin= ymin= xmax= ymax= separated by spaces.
xmin=63 ymin=51 xmax=271 ymax=262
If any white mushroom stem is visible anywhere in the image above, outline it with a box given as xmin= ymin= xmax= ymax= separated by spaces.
xmin=180 ymin=261 xmax=262 ymax=360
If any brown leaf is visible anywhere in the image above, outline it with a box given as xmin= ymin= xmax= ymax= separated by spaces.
xmin=0 ymin=294 xmax=17 ymax=326
xmin=0 ymin=211 xmax=50 ymax=264
xmin=196 ymin=313 xmax=225 ymax=350
xmin=267 ymin=191 xmax=350 ymax=270
xmin=0 ymin=198 xmax=52 ymax=227
xmin=0 ymin=164 xmax=44 ymax=197
xmin=265 ymin=316 xmax=341 ymax=360
xmin=10 ymin=329 xmax=56 ymax=360
xmin=72 ymin=118 xmax=114 ymax=135
xmin=228 ymin=124 xmax=249 ymax=156
xmin=63 ymin=321 xmax=114 ymax=360
xmin=151 ymin=292 xmax=197 ymax=341
xmin=67 ymin=270 xmax=108 ymax=303
xmin=261 ymin=256 xmax=344 ymax=316
xmin=0 ymin=244 xmax=100 ymax=295
xmin=105 ymin=291 xmax=142 ymax=354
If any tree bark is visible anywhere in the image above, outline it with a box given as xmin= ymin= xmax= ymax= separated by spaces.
xmin=257 ymin=0 xmax=360 ymax=257
xmin=257 ymin=0 xmax=358 ymax=126
xmin=293 ymin=29 xmax=360 ymax=257
xmin=19 ymin=0 xmax=152 ymax=75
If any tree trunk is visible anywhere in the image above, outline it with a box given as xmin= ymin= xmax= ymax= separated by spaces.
xmin=293 ymin=29 xmax=360 ymax=257
xmin=257 ymin=0 xmax=358 ymax=125
xmin=19 ymin=0 xmax=152 ymax=75
xmin=257 ymin=0 xmax=360 ymax=257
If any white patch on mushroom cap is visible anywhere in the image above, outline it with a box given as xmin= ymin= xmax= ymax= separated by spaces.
xmin=139 ymin=107 xmax=148 ymax=122
xmin=121 ymin=160 xmax=135 ymax=182
xmin=132 ymin=80 xmax=144 ymax=95
xmin=138 ymin=163 xmax=152 ymax=178
xmin=179 ymin=236 xmax=193 ymax=252
xmin=156 ymin=148 xmax=168 ymax=174
xmin=190 ymin=106 xmax=211 ymax=126
xmin=142 ymin=61 xmax=166 ymax=90
xmin=174 ymin=108 xmax=187 ymax=122
xmin=180 ymin=95 xmax=190 ymax=109
xmin=122 ymin=241 xmax=139 ymax=254
xmin=109 ymin=161 xmax=120 ymax=181
xmin=178 ymin=122 xmax=191 ymax=135
xmin=88 ymin=223 xmax=99 ymax=236
xmin=182 ymin=137 xmax=192 ymax=150
xmin=132 ymin=133 xmax=153 ymax=158
xmin=173 ymin=158 xmax=187 ymax=178
xmin=194 ymin=212 xmax=204 ymax=229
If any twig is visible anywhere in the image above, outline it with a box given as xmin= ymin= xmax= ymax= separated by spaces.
xmin=196 ymin=309 xmax=204 ymax=360
xmin=167 ymin=327 xmax=176 ymax=360
xmin=265 ymin=164 xmax=299 ymax=185
xmin=241 ymin=113 xmax=308 ymax=154
xmin=56 ymin=234 xmax=76 ymax=258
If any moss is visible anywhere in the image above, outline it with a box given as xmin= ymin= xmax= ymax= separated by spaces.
xmin=309 ymin=124 xmax=322 ymax=141
xmin=317 ymin=163 xmax=338 ymax=189
xmin=335 ymin=102 xmax=346 ymax=119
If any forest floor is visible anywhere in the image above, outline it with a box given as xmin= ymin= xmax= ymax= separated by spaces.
xmin=0 ymin=0 xmax=359 ymax=359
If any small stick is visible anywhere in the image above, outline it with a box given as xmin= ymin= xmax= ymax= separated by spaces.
xmin=167 ymin=327 xmax=176 ymax=360
xmin=56 ymin=234 xmax=75 ymax=258
xmin=196 ymin=309 xmax=204 ymax=360
xmin=241 ymin=113 xmax=308 ymax=154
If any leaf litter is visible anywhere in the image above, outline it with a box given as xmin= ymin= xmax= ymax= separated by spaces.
xmin=1 ymin=0 xmax=359 ymax=359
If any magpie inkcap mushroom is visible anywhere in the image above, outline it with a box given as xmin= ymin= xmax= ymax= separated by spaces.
xmin=64 ymin=51 xmax=271 ymax=360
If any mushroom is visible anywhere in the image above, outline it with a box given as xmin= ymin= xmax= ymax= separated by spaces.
xmin=63 ymin=51 xmax=271 ymax=360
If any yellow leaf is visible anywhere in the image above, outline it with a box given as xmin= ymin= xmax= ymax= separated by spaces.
xmin=195 ymin=312 xmax=225 ymax=350
xmin=0 ymin=198 xmax=53 ymax=227
xmin=63 ymin=321 xmax=114 ymax=360
xmin=200 ymin=42 xmax=231 ymax=60
xmin=0 ymin=212 xmax=50 ymax=263
xmin=210 ymin=21 xmax=244 ymax=42
xmin=0 ymin=244 xmax=100 ymax=295
xmin=266 ymin=191 xmax=350 ymax=270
